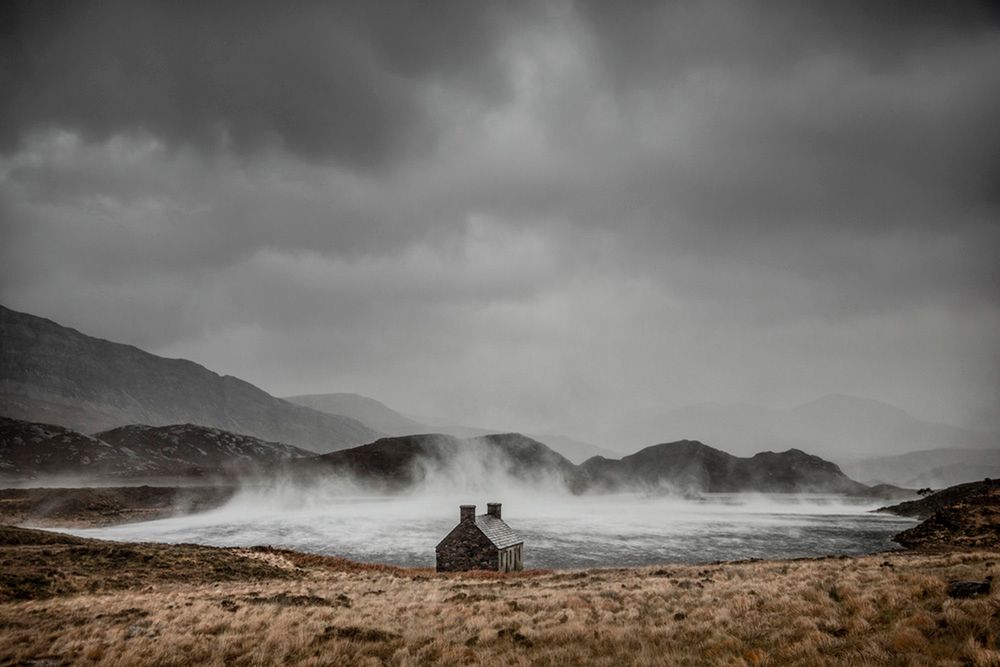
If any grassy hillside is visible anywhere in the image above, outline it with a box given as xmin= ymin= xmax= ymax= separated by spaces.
xmin=0 ymin=526 xmax=997 ymax=665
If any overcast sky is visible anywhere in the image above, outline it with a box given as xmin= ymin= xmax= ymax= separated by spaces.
xmin=2 ymin=1 xmax=998 ymax=445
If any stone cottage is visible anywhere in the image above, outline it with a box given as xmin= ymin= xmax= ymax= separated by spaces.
xmin=436 ymin=503 xmax=524 ymax=572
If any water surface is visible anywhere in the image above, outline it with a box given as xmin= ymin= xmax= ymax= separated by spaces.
xmin=69 ymin=491 xmax=917 ymax=568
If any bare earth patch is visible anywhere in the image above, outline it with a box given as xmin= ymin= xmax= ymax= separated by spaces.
xmin=1 ymin=526 xmax=999 ymax=665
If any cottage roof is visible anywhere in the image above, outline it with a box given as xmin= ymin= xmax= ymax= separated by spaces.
xmin=475 ymin=514 xmax=523 ymax=549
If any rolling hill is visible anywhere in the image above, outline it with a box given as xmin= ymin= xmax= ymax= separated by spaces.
xmin=296 ymin=432 xmax=578 ymax=491
xmin=0 ymin=305 xmax=381 ymax=453
xmin=0 ymin=416 xmax=313 ymax=482
xmin=572 ymin=440 xmax=868 ymax=495
xmin=2 ymin=414 xmax=876 ymax=496
xmin=293 ymin=432 xmax=866 ymax=496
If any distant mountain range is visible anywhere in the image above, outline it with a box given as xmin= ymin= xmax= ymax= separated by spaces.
xmin=0 ymin=305 xmax=380 ymax=453
xmin=285 ymin=392 xmax=617 ymax=464
xmin=0 ymin=417 xmax=312 ymax=481
xmin=619 ymin=395 xmax=997 ymax=460
xmin=843 ymin=448 xmax=1000 ymax=488
xmin=292 ymin=390 xmax=998 ymax=478
xmin=284 ymin=393 xmax=429 ymax=439
xmin=572 ymin=440 xmax=867 ymax=495
xmin=290 ymin=431 xmax=868 ymax=495
xmin=1 ymin=415 xmax=874 ymax=496
xmin=2 ymin=304 xmax=993 ymax=486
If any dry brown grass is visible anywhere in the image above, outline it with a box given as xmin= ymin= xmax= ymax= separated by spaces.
xmin=2 ymin=528 xmax=999 ymax=666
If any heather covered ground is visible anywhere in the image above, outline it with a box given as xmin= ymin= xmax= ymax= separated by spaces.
xmin=1 ymin=525 xmax=998 ymax=666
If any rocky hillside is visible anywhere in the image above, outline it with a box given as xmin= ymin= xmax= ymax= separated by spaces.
xmin=0 ymin=305 xmax=380 ymax=452
xmin=880 ymin=479 xmax=1000 ymax=549
xmin=0 ymin=416 xmax=129 ymax=480
xmin=572 ymin=440 xmax=868 ymax=494
xmin=95 ymin=423 xmax=314 ymax=478
xmin=879 ymin=479 xmax=1000 ymax=519
xmin=0 ymin=417 xmax=313 ymax=481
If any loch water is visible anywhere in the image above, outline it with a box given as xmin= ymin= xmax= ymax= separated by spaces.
xmin=69 ymin=492 xmax=917 ymax=568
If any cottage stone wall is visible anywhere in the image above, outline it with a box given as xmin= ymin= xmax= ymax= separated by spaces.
xmin=436 ymin=521 xmax=498 ymax=572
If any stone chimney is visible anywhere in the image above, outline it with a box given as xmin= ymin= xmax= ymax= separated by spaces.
xmin=487 ymin=503 xmax=501 ymax=519
xmin=460 ymin=505 xmax=476 ymax=522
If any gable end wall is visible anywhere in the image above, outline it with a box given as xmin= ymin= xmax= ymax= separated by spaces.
xmin=436 ymin=522 xmax=498 ymax=572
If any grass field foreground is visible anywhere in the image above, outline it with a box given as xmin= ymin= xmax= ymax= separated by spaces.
xmin=1 ymin=526 xmax=999 ymax=666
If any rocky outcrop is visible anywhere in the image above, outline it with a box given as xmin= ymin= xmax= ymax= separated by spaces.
xmin=881 ymin=479 xmax=1000 ymax=549
xmin=948 ymin=580 xmax=992 ymax=598
xmin=878 ymin=479 xmax=1000 ymax=519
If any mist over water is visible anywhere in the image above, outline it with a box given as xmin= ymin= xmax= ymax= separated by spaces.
xmin=69 ymin=482 xmax=917 ymax=568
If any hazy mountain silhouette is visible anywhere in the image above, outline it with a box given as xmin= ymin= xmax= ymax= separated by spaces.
xmin=285 ymin=393 xmax=427 ymax=438
xmin=843 ymin=448 xmax=1000 ymax=488
xmin=527 ymin=433 xmax=618 ymax=464
xmin=0 ymin=305 xmax=381 ymax=453
xmin=287 ymin=392 xmax=616 ymax=463
xmin=620 ymin=394 xmax=996 ymax=459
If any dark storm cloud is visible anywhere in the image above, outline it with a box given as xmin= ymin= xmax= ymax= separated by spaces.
xmin=566 ymin=0 xmax=1000 ymax=219
xmin=1 ymin=1 xmax=998 ymax=438
xmin=0 ymin=0 xmax=537 ymax=168
xmin=574 ymin=0 xmax=1000 ymax=76
xmin=543 ymin=0 xmax=1000 ymax=316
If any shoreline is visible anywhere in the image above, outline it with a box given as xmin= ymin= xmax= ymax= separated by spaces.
xmin=1 ymin=485 xmax=917 ymax=571
xmin=0 ymin=483 xmax=915 ymax=528
xmin=0 ymin=484 xmax=238 ymax=528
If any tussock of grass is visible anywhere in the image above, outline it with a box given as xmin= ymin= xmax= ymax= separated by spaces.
xmin=0 ymin=528 xmax=294 ymax=601
xmin=1 ymin=527 xmax=999 ymax=665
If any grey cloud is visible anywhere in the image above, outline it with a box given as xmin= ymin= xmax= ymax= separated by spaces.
xmin=0 ymin=0 xmax=539 ymax=168
xmin=573 ymin=1 xmax=1000 ymax=81
xmin=1 ymin=1 xmax=998 ymax=439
